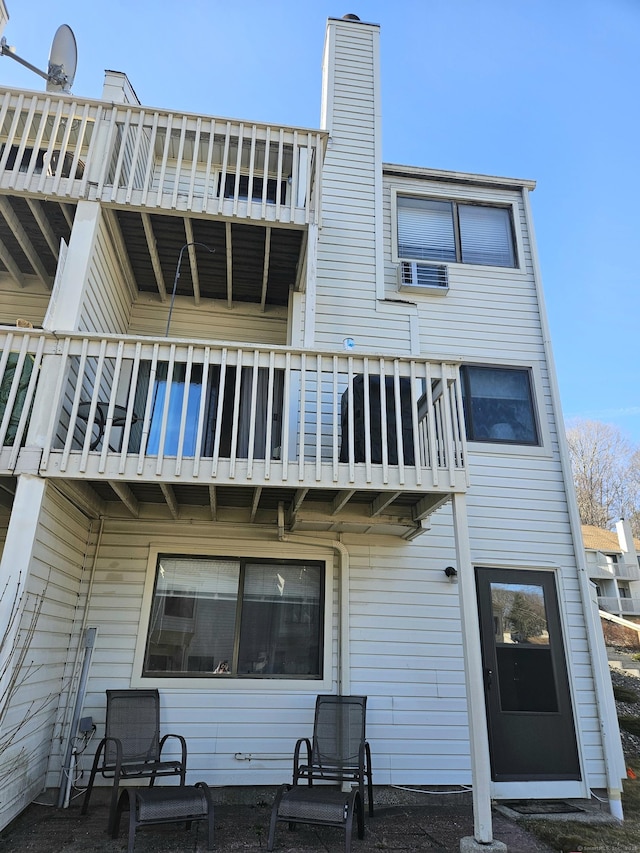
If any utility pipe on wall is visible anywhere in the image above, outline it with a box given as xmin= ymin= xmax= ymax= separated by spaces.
xmin=277 ymin=503 xmax=350 ymax=694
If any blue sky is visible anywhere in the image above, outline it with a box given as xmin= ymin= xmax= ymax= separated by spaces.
xmin=2 ymin=0 xmax=639 ymax=442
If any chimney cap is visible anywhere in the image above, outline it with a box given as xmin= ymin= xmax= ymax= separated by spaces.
xmin=342 ymin=13 xmax=361 ymax=21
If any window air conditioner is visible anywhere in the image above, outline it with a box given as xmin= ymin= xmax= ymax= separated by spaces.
xmin=398 ymin=261 xmax=448 ymax=293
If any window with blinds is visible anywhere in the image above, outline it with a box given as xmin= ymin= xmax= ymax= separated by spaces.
xmin=143 ymin=555 xmax=324 ymax=678
xmin=397 ymin=196 xmax=516 ymax=268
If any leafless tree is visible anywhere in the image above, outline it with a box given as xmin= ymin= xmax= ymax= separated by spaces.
xmin=566 ymin=419 xmax=640 ymax=536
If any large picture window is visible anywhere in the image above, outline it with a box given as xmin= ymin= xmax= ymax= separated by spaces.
xmin=143 ymin=555 xmax=324 ymax=678
xmin=397 ymin=196 xmax=516 ymax=268
xmin=461 ymin=365 xmax=539 ymax=445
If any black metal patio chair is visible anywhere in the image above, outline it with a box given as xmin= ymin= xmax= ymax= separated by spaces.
xmin=80 ymin=689 xmax=187 ymax=834
xmin=293 ymin=694 xmax=373 ymax=816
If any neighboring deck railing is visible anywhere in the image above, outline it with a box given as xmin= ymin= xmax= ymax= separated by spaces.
xmin=0 ymin=88 xmax=326 ymax=225
xmin=0 ymin=330 xmax=468 ymax=493
xmin=598 ymin=596 xmax=640 ymax=616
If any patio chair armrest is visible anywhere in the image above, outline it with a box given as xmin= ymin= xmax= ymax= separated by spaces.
xmin=159 ymin=733 xmax=188 ymax=766
xmin=293 ymin=738 xmax=312 ymax=779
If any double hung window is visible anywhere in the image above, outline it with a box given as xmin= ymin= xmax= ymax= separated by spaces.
xmin=460 ymin=365 xmax=539 ymax=445
xmin=397 ymin=196 xmax=517 ymax=268
xmin=143 ymin=555 xmax=324 ymax=678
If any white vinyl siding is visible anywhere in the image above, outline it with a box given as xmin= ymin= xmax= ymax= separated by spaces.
xmin=128 ymin=299 xmax=288 ymax=346
xmin=0 ymin=485 xmax=92 ymax=828
xmin=0 ymin=277 xmax=50 ymax=328
xmin=79 ymin=216 xmax=132 ymax=334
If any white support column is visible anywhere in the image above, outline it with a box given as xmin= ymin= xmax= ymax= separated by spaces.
xmin=43 ymin=200 xmax=102 ymax=332
xmin=0 ymin=475 xmax=47 ymax=712
xmin=451 ymin=493 xmax=506 ymax=852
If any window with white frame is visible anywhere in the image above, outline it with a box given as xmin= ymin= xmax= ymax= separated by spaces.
xmin=460 ymin=365 xmax=539 ymax=445
xmin=143 ymin=555 xmax=324 ymax=678
xmin=397 ymin=196 xmax=517 ymax=268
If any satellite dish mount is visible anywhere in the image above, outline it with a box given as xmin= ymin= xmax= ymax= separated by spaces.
xmin=1 ymin=24 xmax=77 ymax=93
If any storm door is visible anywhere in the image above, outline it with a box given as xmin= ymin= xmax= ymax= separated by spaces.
xmin=476 ymin=568 xmax=580 ymax=781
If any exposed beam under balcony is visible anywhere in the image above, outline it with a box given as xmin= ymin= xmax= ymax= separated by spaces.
xmin=52 ymin=477 xmax=452 ymax=539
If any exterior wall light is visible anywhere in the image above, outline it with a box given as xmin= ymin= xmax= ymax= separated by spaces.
xmin=444 ymin=566 xmax=458 ymax=582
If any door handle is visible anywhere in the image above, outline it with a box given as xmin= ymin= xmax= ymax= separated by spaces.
xmin=484 ymin=668 xmax=493 ymax=690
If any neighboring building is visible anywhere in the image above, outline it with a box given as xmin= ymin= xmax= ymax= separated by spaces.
xmin=0 ymin=6 xmax=626 ymax=846
xmin=583 ymin=520 xmax=640 ymax=620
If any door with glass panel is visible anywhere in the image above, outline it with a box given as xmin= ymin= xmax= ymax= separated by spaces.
xmin=476 ymin=568 xmax=580 ymax=781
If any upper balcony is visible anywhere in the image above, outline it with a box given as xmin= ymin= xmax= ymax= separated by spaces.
xmin=0 ymin=86 xmax=327 ymax=307
xmin=0 ymin=328 xmax=468 ymax=538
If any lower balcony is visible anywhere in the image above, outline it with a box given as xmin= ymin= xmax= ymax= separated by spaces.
xmin=1 ymin=329 xmax=468 ymax=537
xmin=598 ymin=596 xmax=640 ymax=617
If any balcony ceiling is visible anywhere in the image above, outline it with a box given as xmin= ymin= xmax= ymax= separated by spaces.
xmin=0 ymin=192 xmax=304 ymax=307
xmin=56 ymin=479 xmax=450 ymax=540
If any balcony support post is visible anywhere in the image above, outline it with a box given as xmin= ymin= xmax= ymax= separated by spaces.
xmin=43 ymin=201 xmax=102 ymax=332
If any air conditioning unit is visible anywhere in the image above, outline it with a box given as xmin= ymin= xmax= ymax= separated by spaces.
xmin=398 ymin=261 xmax=448 ymax=293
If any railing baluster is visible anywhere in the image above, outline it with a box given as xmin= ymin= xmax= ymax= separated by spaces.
xmin=1 ymin=93 xmax=24 ymax=179
xmin=171 ymin=114 xmax=188 ymax=208
xmin=95 ymin=106 xmax=118 ymax=198
xmin=275 ymin=127 xmax=284 ymax=219
xmin=40 ymin=335 xmax=71 ymax=471
xmin=347 ymin=356 xmax=355 ymax=483
xmin=332 ymin=355 xmax=339 ymax=482
xmin=125 ymin=110 xmax=147 ymax=203
xmin=392 ymin=360 xmax=405 ymax=485
xmin=192 ymin=346 xmax=210 ymax=477
xmin=59 ymin=338 xmax=88 ymax=472
xmin=109 ymin=108 xmax=132 ymax=201
xmin=424 ymin=362 xmax=438 ymax=486
xmin=246 ymin=349 xmax=259 ymax=479
xmin=68 ymin=102 xmax=92 ymax=194
xmin=119 ymin=341 xmax=142 ymax=474
xmin=7 ymin=94 xmax=35 ymax=190
xmin=137 ymin=343 xmax=160 ymax=474
xmin=187 ymin=117 xmax=202 ymax=209
xmin=228 ymin=349 xmax=243 ymax=479
xmin=409 ymin=360 xmax=422 ymax=486
xmin=217 ymin=121 xmax=231 ymax=214
xmin=363 ymin=357 xmax=372 ymax=482
xmin=379 ymin=358 xmax=389 ymax=484
xmin=98 ymin=339 xmax=125 ymax=473
xmin=264 ymin=351 xmax=275 ymax=481
xmin=140 ymin=112 xmax=159 ymax=206
xmin=8 ymin=334 xmax=45 ymax=470
xmin=261 ymin=126 xmax=271 ymax=220
xmin=79 ymin=339 xmax=107 ymax=472
xmin=155 ymin=112 xmax=173 ymax=207
xmin=175 ymin=344 xmax=194 ymax=475
xmin=0 ymin=331 xmax=24 ymax=446
xmin=51 ymin=100 xmax=77 ymax=195
xmin=232 ymin=123 xmax=244 ymax=217
xmin=210 ymin=348 xmax=227 ymax=478
xmin=155 ymin=343 xmax=176 ymax=474
xmin=281 ymin=351 xmax=291 ymax=480
xmin=298 ymin=352 xmax=306 ymax=482
xmin=315 ymin=353 xmax=322 ymax=481
xmin=202 ymin=118 xmax=216 ymax=211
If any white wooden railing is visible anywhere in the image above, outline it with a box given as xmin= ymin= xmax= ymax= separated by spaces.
xmin=0 ymin=330 xmax=468 ymax=493
xmin=0 ymin=88 xmax=326 ymax=224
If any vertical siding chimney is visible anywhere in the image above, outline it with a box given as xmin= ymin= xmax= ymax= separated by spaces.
xmin=312 ymin=15 xmax=383 ymax=349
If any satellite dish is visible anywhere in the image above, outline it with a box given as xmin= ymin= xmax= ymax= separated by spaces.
xmin=46 ymin=25 xmax=77 ymax=93
xmin=0 ymin=23 xmax=77 ymax=93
